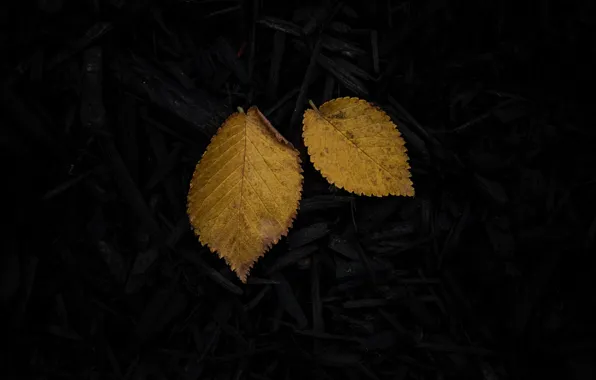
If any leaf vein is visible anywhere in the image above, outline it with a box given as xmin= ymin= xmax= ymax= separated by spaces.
xmin=203 ymin=134 xmax=244 ymax=170
xmin=195 ymin=162 xmax=243 ymax=213
xmin=321 ymin=115 xmax=398 ymax=179
xmin=244 ymin=173 xmax=284 ymax=230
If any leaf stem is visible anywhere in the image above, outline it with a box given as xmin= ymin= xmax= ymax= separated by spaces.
xmin=308 ymin=99 xmax=318 ymax=111
xmin=237 ymin=107 xmax=245 ymax=114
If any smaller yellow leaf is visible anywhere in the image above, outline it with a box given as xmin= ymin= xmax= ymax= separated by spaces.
xmin=187 ymin=107 xmax=303 ymax=282
xmin=303 ymin=97 xmax=414 ymax=197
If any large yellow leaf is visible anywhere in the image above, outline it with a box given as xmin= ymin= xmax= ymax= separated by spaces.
xmin=187 ymin=107 xmax=303 ymax=282
xmin=303 ymin=97 xmax=414 ymax=197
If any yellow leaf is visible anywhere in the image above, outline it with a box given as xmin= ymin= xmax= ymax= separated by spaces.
xmin=303 ymin=97 xmax=414 ymax=197
xmin=187 ymin=107 xmax=303 ymax=282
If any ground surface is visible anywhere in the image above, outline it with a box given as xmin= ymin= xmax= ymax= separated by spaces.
xmin=1 ymin=1 xmax=595 ymax=379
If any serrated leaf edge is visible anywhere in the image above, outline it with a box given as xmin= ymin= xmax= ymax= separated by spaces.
xmin=302 ymin=96 xmax=415 ymax=197
xmin=187 ymin=108 xmax=303 ymax=283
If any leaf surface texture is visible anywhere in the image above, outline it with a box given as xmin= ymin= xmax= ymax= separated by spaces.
xmin=188 ymin=107 xmax=302 ymax=282
xmin=303 ymin=97 xmax=414 ymax=197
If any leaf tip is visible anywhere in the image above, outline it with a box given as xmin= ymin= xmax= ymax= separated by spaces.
xmin=234 ymin=263 xmax=251 ymax=283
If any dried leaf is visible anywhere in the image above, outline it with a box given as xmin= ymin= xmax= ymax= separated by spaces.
xmin=303 ymin=97 xmax=414 ymax=197
xmin=187 ymin=107 xmax=303 ymax=282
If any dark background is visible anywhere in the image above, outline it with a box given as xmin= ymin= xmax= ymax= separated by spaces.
xmin=1 ymin=0 xmax=595 ymax=379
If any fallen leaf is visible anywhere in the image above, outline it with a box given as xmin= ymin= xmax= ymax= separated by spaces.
xmin=187 ymin=107 xmax=302 ymax=282
xmin=303 ymin=97 xmax=414 ymax=197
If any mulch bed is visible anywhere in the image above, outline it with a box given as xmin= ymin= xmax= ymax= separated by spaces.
xmin=1 ymin=1 xmax=595 ymax=379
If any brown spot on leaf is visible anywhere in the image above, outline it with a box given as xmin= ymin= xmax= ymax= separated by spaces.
xmin=235 ymin=262 xmax=251 ymax=283
xmin=187 ymin=107 xmax=303 ymax=282
xmin=260 ymin=218 xmax=278 ymax=249
xmin=303 ymin=96 xmax=414 ymax=196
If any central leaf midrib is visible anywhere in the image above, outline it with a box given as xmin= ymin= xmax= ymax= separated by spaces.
xmin=236 ymin=114 xmax=248 ymax=255
xmin=235 ymin=118 xmax=285 ymax=251
xmin=320 ymin=113 xmax=397 ymax=179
